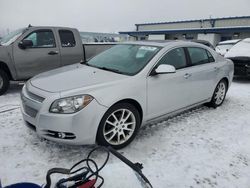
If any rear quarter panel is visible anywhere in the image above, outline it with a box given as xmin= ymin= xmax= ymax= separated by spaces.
xmin=215 ymin=54 xmax=234 ymax=88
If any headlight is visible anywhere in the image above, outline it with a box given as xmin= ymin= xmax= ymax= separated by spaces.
xmin=50 ymin=95 xmax=93 ymax=114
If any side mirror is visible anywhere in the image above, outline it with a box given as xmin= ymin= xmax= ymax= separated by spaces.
xmin=18 ymin=39 xmax=33 ymax=49
xmin=153 ymin=64 xmax=176 ymax=75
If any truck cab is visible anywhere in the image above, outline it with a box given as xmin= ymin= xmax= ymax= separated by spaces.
xmin=0 ymin=26 xmax=85 ymax=95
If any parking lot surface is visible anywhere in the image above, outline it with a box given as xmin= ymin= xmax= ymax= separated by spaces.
xmin=0 ymin=78 xmax=250 ymax=187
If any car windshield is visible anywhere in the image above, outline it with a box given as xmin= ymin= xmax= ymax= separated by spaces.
xmin=86 ymin=44 xmax=161 ymax=75
xmin=0 ymin=28 xmax=26 ymax=46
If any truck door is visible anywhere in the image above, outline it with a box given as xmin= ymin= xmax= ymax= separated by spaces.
xmin=57 ymin=29 xmax=84 ymax=66
xmin=13 ymin=29 xmax=61 ymax=79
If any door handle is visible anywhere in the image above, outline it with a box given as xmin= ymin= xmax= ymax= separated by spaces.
xmin=184 ymin=73 xmax=192 ymax=79
xmin=48 ymin=51 xmax=59 ymax=55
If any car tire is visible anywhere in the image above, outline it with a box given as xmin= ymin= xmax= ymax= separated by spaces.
xmin=96 ymin=103 xmax=141 ymax=149
xmin=0 ymin=69 xmax=10 ymax=95
xmin=206 ymin=79 xmax=228 ymax=108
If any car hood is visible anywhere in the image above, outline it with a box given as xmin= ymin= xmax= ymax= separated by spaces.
xmin=225 ymin=39 xmax=250 ymax=58
xmin=30 ymin=64 xmax=128 ymax=93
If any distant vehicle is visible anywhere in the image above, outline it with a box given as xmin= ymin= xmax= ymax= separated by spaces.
xmin=0 ymin=26 xmax=115 ymax=95
xmin=191 ymin=40 xmax=215 ymax=50
xmin=225 ymin=38 xmax=250 ymax=76
xmin=21 ymin=41 xmax=234 ymax=149
xmin=215 ymin=39 xmax=241 ymax=56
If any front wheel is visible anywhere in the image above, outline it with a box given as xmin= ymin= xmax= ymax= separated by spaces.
xmin=96 ymin=103 xmax=141 ymax=149
xmin=207 ymin=79 xmax=228 ymax=108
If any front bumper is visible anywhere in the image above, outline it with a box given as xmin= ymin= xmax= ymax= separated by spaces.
xmin=20 ymin=83 xmax=108 ymax=145
xmin=234 ymin=64 xmax=250 ymax=76
xmin=230 ymin=58 xmax=250 ymax=76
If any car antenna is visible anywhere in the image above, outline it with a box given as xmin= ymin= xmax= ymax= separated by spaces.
xmin=28 ymin=24 xmax=32 ymax=28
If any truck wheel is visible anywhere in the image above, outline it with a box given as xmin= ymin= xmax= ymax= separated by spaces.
xmin=0 ymin=70 xmax=10 ymax=95
xmin=96 ymin=103 xmax=141 ymax=149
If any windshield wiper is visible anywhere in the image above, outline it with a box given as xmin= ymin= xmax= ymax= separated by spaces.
xmin=82 ymin=62 xmax=125 ymax=75
xmin=98 ymin=67 xmax=124 ymax=74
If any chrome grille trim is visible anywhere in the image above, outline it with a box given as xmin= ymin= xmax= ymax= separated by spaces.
xmin=25 ymin=87 xmax=45 ymax=103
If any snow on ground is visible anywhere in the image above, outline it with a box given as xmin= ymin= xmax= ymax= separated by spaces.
xmin=0 ymin=79 xmax=250 ymax=188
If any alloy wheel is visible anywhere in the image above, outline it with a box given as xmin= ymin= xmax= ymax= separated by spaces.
xmin=103 ymin=109 xmax=136 ymax=145
xmin=214 ymin=82 xmax=226 ymax=105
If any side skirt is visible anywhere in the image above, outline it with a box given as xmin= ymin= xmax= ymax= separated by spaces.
xmin=143 ymin=98 xmax=211 ymax=126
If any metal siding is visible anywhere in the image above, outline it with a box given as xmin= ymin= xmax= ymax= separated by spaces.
xmin=202 ymin=20 xmax=213 ymax=28
xmin=138 ymin=21 xmax=202 ymax=31
xmin=215 ymin=18 xmax=250 ymax=27
xmin=136 ymin=17 xmax=250 ymax=32
xmin=136 ymin=16 xmax=250 ymax=26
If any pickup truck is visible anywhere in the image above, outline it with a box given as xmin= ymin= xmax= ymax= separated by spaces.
xmin=0 ymin=26 xmax=115 ymax=95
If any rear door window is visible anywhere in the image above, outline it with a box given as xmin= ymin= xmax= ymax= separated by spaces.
xmin=59 ymin=30 xmax=76 ymax=47
xmin=157 ymin=48 xmax=187 ymax=69
xmin=187 ymin=47 xmax=212 ymax=65
xmin=206 ymin=50 xmax=215 ymax=62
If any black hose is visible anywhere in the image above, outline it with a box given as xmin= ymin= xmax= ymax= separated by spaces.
xmin=43 ymin=146 xmax=152 ymax=188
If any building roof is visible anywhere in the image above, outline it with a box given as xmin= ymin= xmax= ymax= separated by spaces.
xmin=135 ymin=16 xmax=250 ymax=26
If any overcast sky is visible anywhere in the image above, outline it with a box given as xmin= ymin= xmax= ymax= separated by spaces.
xmin=0 ymin=0 xmax=250 ymax=35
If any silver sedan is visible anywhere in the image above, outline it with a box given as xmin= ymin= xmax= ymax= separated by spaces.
xmin=21 ymin=41 xmax=234 ymax=149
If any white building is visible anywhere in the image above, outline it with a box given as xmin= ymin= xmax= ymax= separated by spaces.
xmin=120 ymin=16 xmax=250 ymax=46
xmin=79 ymin=31 xmax=128 ymax=43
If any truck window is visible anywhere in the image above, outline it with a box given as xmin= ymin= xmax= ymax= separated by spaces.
xmin=59 ymin=30 xmax=76 ymax=47
xmin=24 ymin=30 xmax=56 ymax=48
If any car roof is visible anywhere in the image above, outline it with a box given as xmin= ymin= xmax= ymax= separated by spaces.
xmin=122 ymin=40 xmax=198 ymax=47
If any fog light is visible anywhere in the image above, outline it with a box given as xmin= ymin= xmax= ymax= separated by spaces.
xmin=58 ymin=132 xmax=66 ymax=139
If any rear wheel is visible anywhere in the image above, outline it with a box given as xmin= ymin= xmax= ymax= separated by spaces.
xmin=207 ymin=79 xmax=227 ymax=108
xmin=96 ymin=103 xmax=141 ymax=149
xmin=0 ymin=70 xmax=10 ymax=95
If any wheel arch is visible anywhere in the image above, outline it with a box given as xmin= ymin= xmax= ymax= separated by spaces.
xmin=110 ymin=98 xmax=143 ymax=123
xmin=0 ymin=61 xmax=13 ymax=80
xmin=220 ymin=77 xmax=229 ymax=91
xmin=96 ymin=98 xmax=143 ymax=148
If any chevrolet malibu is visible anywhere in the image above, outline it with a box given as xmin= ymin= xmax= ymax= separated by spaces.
xmin=21 ymin=41 xmax=234 ymax=149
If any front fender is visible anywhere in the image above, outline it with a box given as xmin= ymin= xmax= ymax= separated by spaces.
xmin=0 ymin=45 xmax=17 ymax=80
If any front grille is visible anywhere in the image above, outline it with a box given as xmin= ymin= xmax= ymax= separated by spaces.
xmin=231 ymin=59 xmax=250 ymax=76
xmin=23 ymin=105 xmax=38 ymax=118
xmin=25 ymin=87 xmax=45 ymax=103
